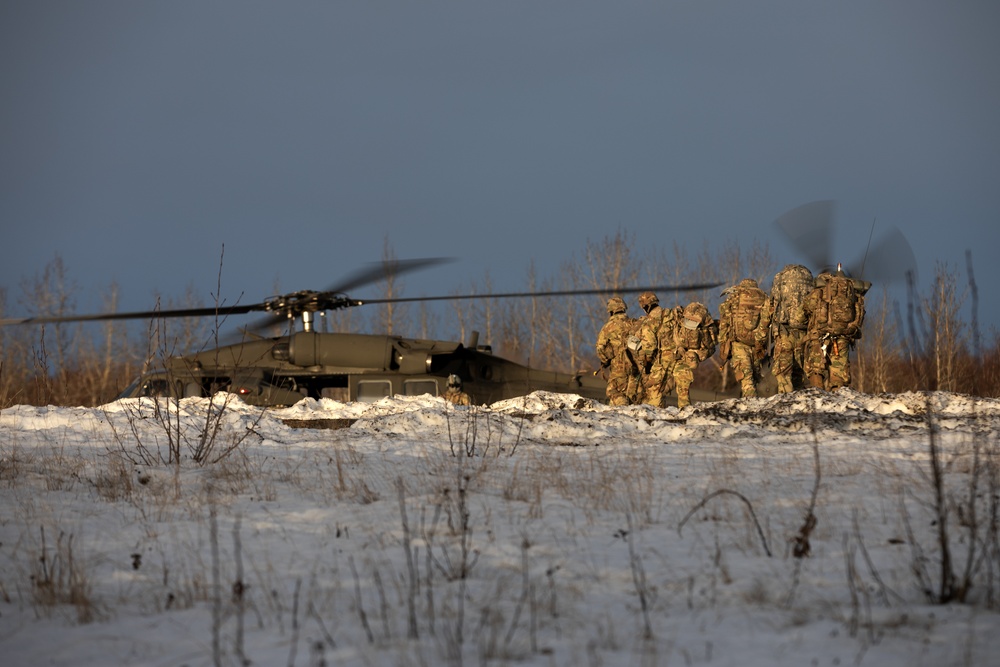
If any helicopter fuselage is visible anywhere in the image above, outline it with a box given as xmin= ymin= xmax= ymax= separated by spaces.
xmin=118 ymin=330 xmax=611 ymax=406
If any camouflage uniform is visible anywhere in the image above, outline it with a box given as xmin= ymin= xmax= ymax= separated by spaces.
xmin=718 ymin=278 xmax=771 ymax=398
xmin=768 ymin=264 xmax=814 ymax=393
xmin=635 ymin=292 xmax=678 ymax=408
xmin=672 ymin=302 xmax=717 ymax=408
xmin=596 ymin=297 xmax=641 ymax=406
xmin=802 ymin=268 xmax=869 ymax=390
xmin=443 ymin=374 xmax=472 ymax=405
xmin=802 ymin=333 xmax=852 ymax=391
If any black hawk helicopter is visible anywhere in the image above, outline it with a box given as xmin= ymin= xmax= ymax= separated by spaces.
xmin=2 ymin=258 xmax=730 ymax=407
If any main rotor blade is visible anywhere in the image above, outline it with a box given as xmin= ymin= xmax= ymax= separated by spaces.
xmin=224 ymin=258 xmax=455 ymax=338
xmin=773 ymin=200 xmax=836 ymax=271
xmin=225 ymin=312 xmax=290 ymax=342
xmin=357 ymin=282 xmax=725 ymax=305
xmin=844 ymin=225 xmax=918 ymax=284
xmin=0 ymin=303 xmax=264 ymax=327
xmin=324 ymin=257 xmax=454 ymax=295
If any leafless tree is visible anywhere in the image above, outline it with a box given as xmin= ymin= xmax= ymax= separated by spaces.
xmin=927 ymin=263 xmax=967 ymax=390
xmin=855 ymin=287 xmax=901 ymax=394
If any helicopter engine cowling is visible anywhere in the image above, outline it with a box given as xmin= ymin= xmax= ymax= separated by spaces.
xmin=390 ymin=338 xmax=462 ymax=373
xmin=286 ymin=332 xmax=394 ymax=370
xmin=394 ymin=349 xmax=432 ymax=374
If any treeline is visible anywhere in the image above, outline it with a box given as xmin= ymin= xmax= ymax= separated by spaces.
xmin=1 ymin=236 xmax=997 ymax=408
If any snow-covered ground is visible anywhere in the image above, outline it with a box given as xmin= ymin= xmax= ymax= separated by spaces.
xmin=1 ymin=389 xmax=998 ymax=666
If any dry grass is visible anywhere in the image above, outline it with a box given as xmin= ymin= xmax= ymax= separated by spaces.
xmin=27 ymin=525 xmax=102 ymax=623
xmin=91 ymin=448 xmax=136 ymax=502
xmin=0 ymin=439 xmax=34 ymax=485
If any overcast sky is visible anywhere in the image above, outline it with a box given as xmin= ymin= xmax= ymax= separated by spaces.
xmin=2 ymin=1 xmax=998 ymax=337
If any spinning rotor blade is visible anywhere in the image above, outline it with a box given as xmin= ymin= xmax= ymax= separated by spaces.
xmin=230 ymin=313 xmax=287 ymax=340
xmin=1 ymin=255 xmax=719 ymax=333
xmin=773 ymin=199 xmax=918 ymax=285
xmin=845 ymin=224 xmax=918 ymax=284
xmin=0 ymin=303 xmax=262 ymax=327
xmin=358 ymin=282 xmax=725 ymax=306
xmin=324 ymin=257 xmax=454 ymax=295
xmin=773 ymin=200 xmax=835 ymax=271
xmin=234 ymin=257 xmax=455 ymax=338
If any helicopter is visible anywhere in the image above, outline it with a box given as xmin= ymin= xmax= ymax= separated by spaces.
xmin=2 ymin=258 xmax=732 ymax=408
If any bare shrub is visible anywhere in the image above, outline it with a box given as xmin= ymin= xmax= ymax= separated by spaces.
xmin=30 ymin=526 xmax=101 ymax=623
xmin=38 ymin=444 xmax=87 ymax=492
xmin=0 ymin=439 xmax=33 ymax=484
xmin=91 ymin=448 xmax=136 ymax=502
xmin=576 ymin=446 xmax=663 ymax=523
xmin=855 ymin=287 xmax=902 ymax=394
xmin=305 ymin=441 xmax=382 ymax=505
xmin=900 ymin=396 xmax=999 ymax=605
xmin=678 ymin=489 xmax=772 ymax=558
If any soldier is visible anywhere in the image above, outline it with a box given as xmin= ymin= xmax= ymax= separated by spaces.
xmin=443 ymin=374 xmax=472 ymax=405
xmin=768 ymin=264 xmax=815 ymax=393
xmin=718 ymin=278 xmax=771 ymax=398
xmin=633 ymin=291 xmax=678 ymax=408
xmin=802 ymin=265 xmax=869 ymax=390
xmin=596 ymin=296 xmax=641 ymax=406
xmin=672 ymin=301 xmax=718 ymax=408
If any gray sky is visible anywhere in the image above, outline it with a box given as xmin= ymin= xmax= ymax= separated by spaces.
xmin=2 ymin=0 xmax=998 ymax=338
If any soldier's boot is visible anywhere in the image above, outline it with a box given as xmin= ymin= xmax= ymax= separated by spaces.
xmin=676 ymin=388 xmax=690 ymax=409
xmin=808 ymin=374 xmax=826 ymax=390
xmin=642 ymin=390 xmax=664 ymax=409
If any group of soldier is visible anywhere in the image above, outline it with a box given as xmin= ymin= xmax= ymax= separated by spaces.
xmin=596 ymin=264 xmax=870 ymax=408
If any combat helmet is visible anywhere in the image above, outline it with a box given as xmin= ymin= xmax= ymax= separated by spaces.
xmin=638 ymin=291 xmax=659 ymax=311
xmin=816 ymin=263 xmax=871 ymax=294
xmin=682 ymin=302 xmax=710 ymax=330
xmin=814 ymin=266 xmax=836 ymax=287
xmin=738 ymin=278 xmax=759 ymax=289
xmin=606 ymin=296 xmax=627 ymax=315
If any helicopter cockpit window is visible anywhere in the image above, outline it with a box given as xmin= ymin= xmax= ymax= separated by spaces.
xmin=403 ymin=379 xmax=437 ymax=397
xmin=357 ymin=380 xmax=392 ymax=403
xmin=140 ymin=379 xmax=172 ymax=398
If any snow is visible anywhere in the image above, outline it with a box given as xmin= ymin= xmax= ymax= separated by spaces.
xmin=1 ymin=389 xmax=999 ymax=666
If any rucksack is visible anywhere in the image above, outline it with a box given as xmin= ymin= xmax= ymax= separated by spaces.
xmin=654 ymin=306 xmax=678 ymax=355
xmin=675 ymin=302 xmax=716 ymax=352
xmin=630 ymin=306 xmax=676 ymax=366
xmin=812 ymin=273 xmax=865 ymax=337
xmin=771 ymin=264 xmax=814 ymax=330
xmin=598 ymin=315 xmax=635 ymax=369
xmin=728 ymin=285 xmax=767 ymax=346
